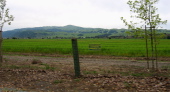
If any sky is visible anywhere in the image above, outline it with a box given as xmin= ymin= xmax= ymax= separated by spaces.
xmin=3 ymin=0 xmax=170 ymax=31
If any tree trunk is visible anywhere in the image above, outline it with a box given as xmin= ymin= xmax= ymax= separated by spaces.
xmin=0 ymin=27 xmax=3 ymax=66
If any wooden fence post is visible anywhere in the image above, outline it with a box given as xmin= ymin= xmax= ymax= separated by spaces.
xmin=71 ymin=38 xmax=81 ymax=77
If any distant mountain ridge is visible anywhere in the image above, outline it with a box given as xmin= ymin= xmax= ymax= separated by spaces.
xmin=3 ymin=25 xmax=170 ymax=39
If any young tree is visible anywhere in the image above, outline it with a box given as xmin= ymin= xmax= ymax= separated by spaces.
xmin=121 ymin=0 xmax=167 ymax=69
xmin=0 ymin=0 xmax=14 ymax=66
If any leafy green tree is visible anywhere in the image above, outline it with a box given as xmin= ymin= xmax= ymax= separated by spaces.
xmin=121 ymin=0 xmax=167 ymax=69
xmin=0 ymin=0 xmax=14 ymax=66
xmin=121 ymin=0 xmax=167 ymax=36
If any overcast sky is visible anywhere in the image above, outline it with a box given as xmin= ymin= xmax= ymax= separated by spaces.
xmin=3 ymin=0 xmax=170 ymax=31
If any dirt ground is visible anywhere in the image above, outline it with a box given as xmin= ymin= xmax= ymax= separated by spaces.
xmin=0 ymin=54 xmax=170 ymax=92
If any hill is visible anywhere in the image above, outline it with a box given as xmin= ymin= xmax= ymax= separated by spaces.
xmin=2 ymin=25 xmax=170 ymax=39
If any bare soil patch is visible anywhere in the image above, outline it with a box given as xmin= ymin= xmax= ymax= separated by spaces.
xmin=0 ymin=54 xmax=170 ymax=92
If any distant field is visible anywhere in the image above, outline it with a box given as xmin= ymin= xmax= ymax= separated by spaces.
xmin=2 ymin=39 xmax=170 ymax=57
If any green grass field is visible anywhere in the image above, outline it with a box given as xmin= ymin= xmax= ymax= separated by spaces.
xmin=2 ymin=39 xmax=170 ymax=57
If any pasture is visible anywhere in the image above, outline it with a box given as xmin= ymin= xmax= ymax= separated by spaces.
xmin=2 ymin=39 xmax=170 ymax=57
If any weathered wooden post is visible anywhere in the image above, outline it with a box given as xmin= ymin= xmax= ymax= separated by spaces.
xmin=71 ymin=38 xmax=81 ymax=77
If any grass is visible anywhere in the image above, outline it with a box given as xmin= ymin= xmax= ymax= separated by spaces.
xmin=2 ymin=63 xmax=56 ymax=70
xmin=40 ymin=63 xmax=56 ymax=70
xmin=0 ymin=88 xmax=27 ymax=92
xmin=3 ymin=39 xmax=72 ymax=54
xmin=83 ymin=70 xmax=98 ymax=74
xmin=53 ymin=80 xmax=64 ymax=84
xmin=2 ymin=39 xmax=170 ymax=57
xmin=161 ymin=66 xmax=170 ymax=70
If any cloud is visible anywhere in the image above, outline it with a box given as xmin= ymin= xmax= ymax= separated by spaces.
xmin=3 ymin=0 xmax=170 ymax=31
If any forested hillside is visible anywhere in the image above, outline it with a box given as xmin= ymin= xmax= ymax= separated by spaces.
xmin=3 ymin=25 xmax=170 ymax=39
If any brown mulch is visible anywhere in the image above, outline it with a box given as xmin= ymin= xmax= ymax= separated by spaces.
xmin=0 ymin=54 xmax=170 ymax=92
